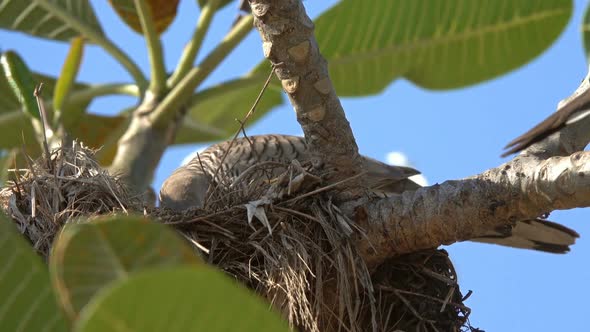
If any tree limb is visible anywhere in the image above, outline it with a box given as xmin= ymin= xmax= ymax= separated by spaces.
xmin=250 ymin=0 xmax=363 ymax=186
xmin=352 ymin=152 xmax=590 ymax=268
xmin=134 ymin=0 xmax=167 ymax=96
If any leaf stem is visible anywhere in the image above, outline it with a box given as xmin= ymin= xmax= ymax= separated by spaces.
xmin=168 ymin=0 xmax=221 ymax=87
xmin=67 ymin=84 xmax=140 ymax=106
xmin=35 ymin=0 xmax=148 ymax=90
xmin=133 ymin=0 xmax=167 ymax=96
xmin=149 ymin=15 xmax=254 ymax=128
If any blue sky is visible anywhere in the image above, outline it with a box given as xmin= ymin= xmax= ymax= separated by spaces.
xmin=1 ymin=1 xmax=589 ymax=330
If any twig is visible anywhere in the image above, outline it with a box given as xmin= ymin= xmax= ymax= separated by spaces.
xmin=378 ymin=286 xmax=471 ymax=313
xmin=230 ymin=161 xmax=286 ymax=187
xmin=390 ymin=288 xmax=428 ymax=322
xmin=279 ymin=172 xmax=366 ymax=206
xmin=33 ymin=84 xmax=51 ymax=165
xmin=274 ymin=206 xmax=321 ymax=223
xmin=205 ymin=66 xmax=276 ymax=205
xmin=440 ymin=286 xmax=456 ymax=313
xmin=420 ymin=268 xmax=456 ymax=285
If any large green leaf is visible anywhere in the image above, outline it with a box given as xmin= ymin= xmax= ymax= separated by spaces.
xmin=0 ymin=70 xmax=70 ymax=149
xmin=0 ymin=70 xmax=73 ymax=133
xmin=175 ymin=74 xmax=283 ymax=144
xmin=0 ymin=212 xmax=68 ymax=332
xmin=74 ymin=267 xmax=289 ymax=332
xmin=0 ymin=71 xmax=64 ymax=118
xmin=109 ymin=0 xmax=180 ymax=35
xmin=1 ymin=51 xmax=40 ymax=120
xmin=50 ymin=215 xmax=202 ymax=320
xmin=311 ymin=0 xmax=572 ymax=94
xmin=0 ymin=0 xmax=103 ymax=42
xmin=582 ymin=2 xmax=590 ymax=62
xmin=0 ymin=70 xmax=119 ymax=154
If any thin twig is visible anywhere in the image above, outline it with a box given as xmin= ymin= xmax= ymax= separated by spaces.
xmin=378 ymin=286 xmax=471 ymax=313
xmin=440 ymin=285 xmax=456 ymax=313
xmin=205 ymin=66 xmax=276 ymax=205
xmin=230 ymin=161 xmax=286 ymax=187
xmin=390 ymin=288 xmax=427 ymax=322
xmin=274 ymin=206 xmax=321 ymax=223
xmin=279 ymin=172 xmax=366 ymax=206
xmin=33 ymin=84 xmax=51 ymax=167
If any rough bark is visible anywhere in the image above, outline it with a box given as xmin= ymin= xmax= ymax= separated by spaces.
xmin=109 ymin=92 xmax=183 ymax=194
xmin=352 ymin=152 xmax=590 ymax=268
xmin=250 ymin=0 xmax=363 ymax=188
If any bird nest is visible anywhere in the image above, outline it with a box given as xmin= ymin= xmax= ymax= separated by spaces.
xmin=0 ymin=141 xmax=137 ymax=258
xmin=0 ymin=142 xmax=479 ymax=332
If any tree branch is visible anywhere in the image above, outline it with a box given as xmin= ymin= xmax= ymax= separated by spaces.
xmin=149 ymin=15 xmax=254 ymax=129
xmin=250 ymin=0 xmax=363 ymax=185
xmin=134 ymin=0 xmax=167 ymax=96
xmin=352 ymin=152 xmax=590 ymax=268
xmin=168 ymin=0 xmax=221 ymax=87
xmin=109 ymin=15 xmax=254 ymax=193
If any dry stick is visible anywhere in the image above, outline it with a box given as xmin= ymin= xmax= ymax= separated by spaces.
xmin=378 ymin=286 xmax=471 ymax=313
xmin=237 ymin=119 xmax=269 ymax=181
xmin=230 ymin=161 xmax=286 ymax=186
xmin=33 ymin=86 xmax=67 ymax=216
xmin=420 ymin=268 xmax=456 ymax=285
xmin=440 ymin=286 xmax=456 ymax=313
xmin=204 ymin=66 xmax=276 ymax=207
xmin=33 ymin=84 xmax=51 ymax=165
xmin=12 ymin=157 xmax=23 ymax=197
xmin=278 ymin=172 xmax=366 ymax=206
xmin=195 ymin=152 xmax=215 ymax=197
xmin=274 ymin=206 xmax=321 ymax=223
xmin=390 ymin=288 xmax=429 ymax=322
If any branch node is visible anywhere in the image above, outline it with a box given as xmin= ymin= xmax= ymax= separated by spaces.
xmin=305 ymin=105 xmax=326 ymax=122
xmin=281 ymin=76 xmax=300 ymax=94
xmin=251 ymin=2 xmax=270 ymax=17
xmin=262 ymin=41 xmax=273 ymax=58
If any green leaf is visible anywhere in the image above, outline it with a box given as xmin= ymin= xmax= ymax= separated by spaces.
xmin=0 ymin=0 xmax=103 ymax=42
xmin=0 ymin=70 xmax=92 ymax=150
xmin=109 ymin=0 xmax=180 ymax=35
xmin=312 ymin=0 xmax=572 ymax=93
xmin=0 ymin=72 xmax=65 ymax=113
xmin=50 ymin=215 xmax=202 ymax=320
xmin=197 ymin=0 xmax=233 ymax=12
xmin=582 ymin=3 xmax=590 ymax=62
xmin=175 ymin=74 xmax=283 ymax=144
xmin=54 ymin=37 xmax=85 ymax=115
xmin=0 ymin=211 xmax=68 ymax=332
xmin=1 ymin=51 xmax=40 ymax=120
xmin=74 ymin=267 xmax=290 ymax=332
